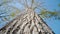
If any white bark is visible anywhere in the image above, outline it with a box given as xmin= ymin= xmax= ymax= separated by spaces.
xmin=0 ymin=8 xmax=54 ymax=34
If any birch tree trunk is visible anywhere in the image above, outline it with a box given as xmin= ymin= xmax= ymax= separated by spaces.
xmin=0 ymin=8 xmax=55 ymax=34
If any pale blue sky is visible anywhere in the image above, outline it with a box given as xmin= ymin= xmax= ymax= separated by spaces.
xmin=43 ymin=0 xmax=60 ymax=34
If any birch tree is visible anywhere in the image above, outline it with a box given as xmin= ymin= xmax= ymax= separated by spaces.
xmin=0 ymin=0 xmax=59 ymax=34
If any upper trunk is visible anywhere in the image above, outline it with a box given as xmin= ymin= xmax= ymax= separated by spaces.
xmin=0 ymin=8 xmax=55 ymax=34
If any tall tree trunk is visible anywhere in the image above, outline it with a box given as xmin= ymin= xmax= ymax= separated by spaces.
xmin=0 ymin=8 xmax=55 ymax=34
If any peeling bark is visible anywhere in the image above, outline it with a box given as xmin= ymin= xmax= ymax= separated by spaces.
xmin=0 ymin=8 xmax=55 ymax=34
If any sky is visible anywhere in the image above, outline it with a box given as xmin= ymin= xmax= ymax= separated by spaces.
xmin=44 ymin=0 xmax=60 ymax=11
xmin=0 ymin=0 xmax=60 ymax=34
xmin=43 ymin=0 xmax=60 ymax=34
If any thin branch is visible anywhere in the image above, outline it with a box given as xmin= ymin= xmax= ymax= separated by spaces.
xmin=0 ymin=0 xmax=12 ymax=6
xmin=0 ymin=15 xmax=10 ymax=18
xmin=0 ymin=12 xmax=7 ymax=15
xmin=31 ymin=0 xmax=34 ymax=8
xmin=24 ymin=0 xmax=28 ymax=8
xmin=32 ymin=2 xmax=44 ymax=10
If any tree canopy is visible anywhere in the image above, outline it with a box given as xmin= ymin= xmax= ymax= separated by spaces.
xmin=0 ymin=0 xmax=60 ymax=23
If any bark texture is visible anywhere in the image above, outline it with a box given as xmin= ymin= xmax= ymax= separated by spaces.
xmin=0 ymin=8 xmax=55 ymax=34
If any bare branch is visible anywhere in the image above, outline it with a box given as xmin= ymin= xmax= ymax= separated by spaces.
xmin=32 ymin=1 xmax=44 ymax=10
xmin=0 ymin=0 xmax=12 ymax=6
